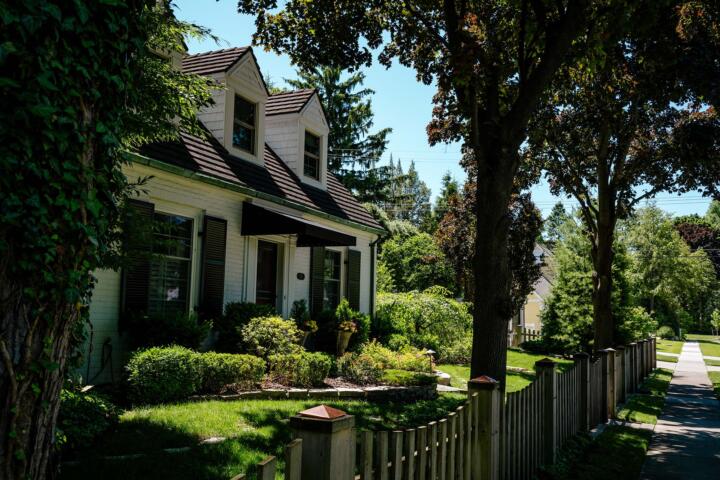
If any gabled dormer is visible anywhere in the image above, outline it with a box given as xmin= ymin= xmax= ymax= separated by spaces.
xmin=182 ymin=47 xmax=269 ymax=165
xmin=265 ymin=89 xmax=330 ymax=190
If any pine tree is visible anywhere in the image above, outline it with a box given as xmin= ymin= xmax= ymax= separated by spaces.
xmin=543 ymin=202 xmax=570 ymax=245
xmin=286 ymin=66 xmax=391 ymax=201
xmin=422 ymin=171 xmax=459 ymax=233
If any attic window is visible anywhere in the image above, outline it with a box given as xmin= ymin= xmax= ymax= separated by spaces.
xmin=303 ymin=131 xmax=321 ymax=180
xmin=233 ymin=95 xmax=256 ymax=154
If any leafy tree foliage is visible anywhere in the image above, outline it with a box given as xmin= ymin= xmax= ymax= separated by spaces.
xmin=375 ymin=158 xmax=432 ymax=228
xmin=543 ymin=202 xmax=571 ymax=245
xmin=436 ymin=181 xmax=542 ymax=312
xmin=422 ymin=171 xmax=460 ymax=234
xmin=0 ymin=2 xmax=212 ymax=477
xmin=674 ymin=215 xmax=720 ymax=277
xmin=379 ymin=233 xmax=455 ymax=293
xmin=237 ymin=0 xmax=603 ymax=384
xmin=529 ymin=1 xmax=720 ymax=348
xmin=705 ymin=200 xmax=720 ymax=229
xmin=286 ymin=67 xmax=392 ymax=201
xmin=626 ymin=206 xmax=719 ymax=335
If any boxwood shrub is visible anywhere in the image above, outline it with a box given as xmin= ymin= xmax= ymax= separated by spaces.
xmin=268 ymin=351 xmax=332 ymax=388
xmin=381 ymin=369 xmax=438 ymax=387
xmin=200 ymin=352 xmax=265 ymax=392
xmin=126 ymin=345 xmax=203 ymax=404
xmin=57 ymin=389 xmax=119 ymax=452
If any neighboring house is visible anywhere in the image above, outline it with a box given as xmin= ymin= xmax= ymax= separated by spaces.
xmin=517 ymin=244 xmax=555 ymax=331
xmin=81 ymin=47 xmax=384 ymax=383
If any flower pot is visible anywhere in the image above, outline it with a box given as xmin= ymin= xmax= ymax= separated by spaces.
xmin=336 ymin=330 xmax=353 ymax=355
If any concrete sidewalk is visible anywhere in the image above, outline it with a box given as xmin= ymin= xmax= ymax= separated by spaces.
xmin=641 ymin=342 xmax=720 ymax=479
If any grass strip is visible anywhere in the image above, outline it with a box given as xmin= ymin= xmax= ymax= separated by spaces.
xmin=656 ymin=353 xmax=678 ymax=363
xmin=709 ymin=371 xmax=720 ymax=399
xmin=616 ymin=368 xmax=673 ymax=425
xmin=656 ymin=339 xmax=683 ymax=355
xmin=541 ymin=426 xmax=652 ymax=480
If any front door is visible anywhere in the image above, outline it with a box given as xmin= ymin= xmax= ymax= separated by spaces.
xmin=256 ymin=241 xmax=278 ymax=306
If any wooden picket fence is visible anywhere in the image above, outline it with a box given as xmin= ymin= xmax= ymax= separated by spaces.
xmin=234 ymin=338 xmax=657 ymax=480
xmin=508 ymin=326 xmax=540 ymax=348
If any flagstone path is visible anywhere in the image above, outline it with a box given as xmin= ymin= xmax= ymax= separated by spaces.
xmin=640 ymin=342 xmax=720 ymax=479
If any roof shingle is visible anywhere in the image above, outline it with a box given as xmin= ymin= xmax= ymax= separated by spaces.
xmin=266 ymin=89 xmax=316 ymax=116
xmin=138 ymin=132 xmax=382 ymax=232
xmin=181 ymin=47 xmax=249 ymax=75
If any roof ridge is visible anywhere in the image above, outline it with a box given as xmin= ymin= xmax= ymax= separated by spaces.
xmin=270 ymin=88 xmax=315 ymax=97
xmin=185 ymin=46 xmax=249 ymax=58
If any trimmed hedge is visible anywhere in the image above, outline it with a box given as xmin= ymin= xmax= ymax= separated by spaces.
xmin=241 ymin=316 xmax=303 ymax=359
xmin=126 ymin=346 xmax=202 ymax=404
xmin=126 ymin=346 xmax=266 ymax=403
xmin=381 ymin=369 xmax=438 ymax=387
xmin=268 ymin=351 xmax=332 ymax=388
xmin=200 ymin=352 xmax=265 ymax=392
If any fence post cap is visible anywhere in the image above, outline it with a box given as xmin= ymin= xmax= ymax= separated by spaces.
xmin=298 ymin=405 xmax=347 ymax=420
xmin=290 ymin=405 xmax=355 ymax=433
xmin=534 ymin=358 xmax=556 ymax=369
xmin=573 ymin=352 xmax=590 ymax=360
xmin=615 ymin=345 xmax=626 ymax=351
xmin=602 ymin=347 xmax=616 ymax=353
xmin=628 ymin=342 xmax=637 ymax=346
xmin=467 ymin=375 xmax=499 ymax=390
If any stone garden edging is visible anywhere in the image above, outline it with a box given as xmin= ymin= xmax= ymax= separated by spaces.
xmin=188 ymin=384 xmax=437 ymax=403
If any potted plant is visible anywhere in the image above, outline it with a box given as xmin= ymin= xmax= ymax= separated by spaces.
xmin=335 ymin=299 xmax=357 ymax=355
xmin=290 ymin=300 xmax=317 ymax=348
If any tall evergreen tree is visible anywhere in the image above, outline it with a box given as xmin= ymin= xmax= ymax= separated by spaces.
xmin=543 ymin=202 xmax=571 ymax=245
xmin=422 ymin=171 xmax=460 ymax=233
xmin=286 ymin=66 xmax=391 ymax=201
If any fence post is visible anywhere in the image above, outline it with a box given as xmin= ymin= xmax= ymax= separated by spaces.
xmin=652 ymin=337 xmax=657 ymax=369
xmin=615 ymin=346 xmax=626 ymax=404
xmin=468 ymin=376 xmax=501 ymax=480
xmin=627 ymin=342 xmax=637 ymax=393
xmin=598 ymin=350 xmax=611 ymax=423
xmin=512 ymin=324 xmax=522 ymax=347
xmin=573 ymin=353 xmax=591 ymax=431
xmin=639 ymin=340 xmax=648 ymax=379
xmin=289 ymin=405 xmax=355 ymax=480
xmin=535 ymin=359 xmax=557 ymax=465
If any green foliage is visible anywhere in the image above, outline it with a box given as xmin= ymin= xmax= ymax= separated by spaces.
xmin=359 ymin=341 xmax=432 ymax=372
xmin=380 ymin=233 xmax=454 ymax=292
xmin=267 ymin=352 xmax=332 ymax=387
xmin=422 ymin=172 xmax=459 ymax=234
xmin=126 ymin=346 xmax=203 ymax=404
xmin=374 ymin=289 xmax=472 ymax=358
xmin=336 ymin=352 xmax=383 ymax=385
xmin=657 ymin=326 xmax=676 ymax=340
xmin=376 ymin=261 xmax=396 ymax=293
xmin=57 ymin=389 xmax=119 ymax=452
xmin=626 ymin=206 xmax=718 ymax=334
xmin=125 ymin=311 xmax=211 ymax=350
xmin=437 ymin=336 xmax=473 ymax=365
xmin=241 ymin=316 xmax=303 ymax=359
xmin=215 ymin=302 xmax=276 ymax=353
xmin=616 ymin=307 xmax=658 ymax=344
xmin=380 ymin=369 xmax=437 ymax=387
xmin=711 ymin=310 xmax=720 ymax=334
xmin=286 ymin=67 xmax=391 ymax=202
xmin=543 ymin=202 xmax=571 ymax=245
xmin=375 ymin=158 xmax=432 ymax=228
xmin=199 ymin=353 xmax=265 ymax=393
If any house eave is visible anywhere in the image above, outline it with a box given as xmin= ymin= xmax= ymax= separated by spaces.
xmin=124 ymin=150 xmax=386 ymax=236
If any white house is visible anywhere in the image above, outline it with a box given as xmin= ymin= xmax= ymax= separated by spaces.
xmin=81 ymin=47 xmax=384 ymax=383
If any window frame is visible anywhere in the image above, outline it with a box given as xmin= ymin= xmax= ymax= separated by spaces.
xmin=147 ymin=211 xmax=195 ymax=316
xmin=303 ymin=130 xmax=321 ymax=180
xmin=232 ymin=94 xmax=257 ymax=155
xmin=322 ymin=249 xmax=342 ymax=311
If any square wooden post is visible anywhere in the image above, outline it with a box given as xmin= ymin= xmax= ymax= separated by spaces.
xmin=468 ymin=376 xmax=501 ymax=480
xmin=652 ymin=337 xmax=657 ymax=369
xmin=573 ymin=353 xmax=591 ymax=431
xmin=290 ymin=405 xmax=355 ymax=480
xmin=639 ymin=340 xmax=647 ymax=379
xmin=628 ymin=342 xmax=637 ymax=393
xmin=535 ymin=359 xmax=557 ymax=465
xmin=599 ymin=349 xmax=612 ymax=423
xmin=615 ymin=346 xmax=626 ymax=404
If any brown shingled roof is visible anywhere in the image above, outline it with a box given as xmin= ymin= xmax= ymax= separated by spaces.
xmin=266 ymin=89 xmax=317 ymax=116
xmin=138 ymin=132 xmax=382 ymax=232
xmin=181 ymin=47 xmax=249 ymax=75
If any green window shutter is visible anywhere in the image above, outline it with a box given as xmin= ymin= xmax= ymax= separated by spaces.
xmin=200 ymin=216 xmax=227 ymax=319
xmin=121 ymin=199 xmax=154 ymax=318
xmin=347 ymin=249 xmax=361 ymax=311
xmin=310 ymin=246 xmax=326 ymax=316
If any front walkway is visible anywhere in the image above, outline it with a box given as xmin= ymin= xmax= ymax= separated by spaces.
xmin=641 ymin=342 xmax=720 ymax=479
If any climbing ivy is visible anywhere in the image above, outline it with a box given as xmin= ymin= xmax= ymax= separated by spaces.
xmin=0 ymin=1 xmax=212 ymax=477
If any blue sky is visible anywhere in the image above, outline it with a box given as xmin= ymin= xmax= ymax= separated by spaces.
xmin=174 ymin=0 xmax=711 ymax=219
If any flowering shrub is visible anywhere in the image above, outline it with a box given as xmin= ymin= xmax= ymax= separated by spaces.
xmin=374 ymin=288 xmax=472 ymax=358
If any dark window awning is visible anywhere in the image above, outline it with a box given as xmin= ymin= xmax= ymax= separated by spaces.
xmin=241 ymin=202 xmax=356 ymax=247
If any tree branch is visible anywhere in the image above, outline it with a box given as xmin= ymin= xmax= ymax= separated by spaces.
xmin=403 ymin=1 xmax=450 ymax=50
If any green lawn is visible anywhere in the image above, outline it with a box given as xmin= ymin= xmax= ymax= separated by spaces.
xmin=656 ymin=353 xmax=679 ymax=363
xmin=704 ymin=358 xmax=720 ymax=366
xmin=438 ymin=350 xmax=573 ymax=392
xmin=656 ymin=339 xmax=684 ymax=355
xmin=616 ymin=368 xmax=673 ymax=425
xmin=686 ymin=334 xmax=720 ymax=357
xmin=709 ymin=371 xmax=720 ymax=399
xmin=544 ymin=426 xmax=652 ymax=480
xmin=60 ymin=395 xmax=467 ymax=480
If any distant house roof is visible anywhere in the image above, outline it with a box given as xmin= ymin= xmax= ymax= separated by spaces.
xmin=138 ymin=132 xmax=383 ymax=232
xmin=266 ymin=89 xmax=316 ymax=116
xmin=181 ymin=47 xmax=250 ymax=75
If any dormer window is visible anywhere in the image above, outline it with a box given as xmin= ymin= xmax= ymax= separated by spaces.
xmin=233 ymin=95 xmax=256 ymax=154
xmin=303 ymin=131 xmax=321 ymax=180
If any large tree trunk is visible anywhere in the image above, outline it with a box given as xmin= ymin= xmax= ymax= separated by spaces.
xmin=0 ymin=282 xmax=79 ymax=479
xmin=469 ymin=147 xmax=515 ymax=389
